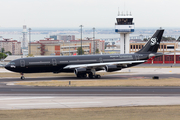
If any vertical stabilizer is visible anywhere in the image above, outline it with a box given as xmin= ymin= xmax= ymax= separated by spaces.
xmin=136 ymin=29 xmax=164 ymax=53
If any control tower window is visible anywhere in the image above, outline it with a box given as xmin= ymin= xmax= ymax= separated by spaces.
xmin=116 ymin=18 xmax=133 ymax=25
xmin=124 ymin=19 xmax=127 ymax=23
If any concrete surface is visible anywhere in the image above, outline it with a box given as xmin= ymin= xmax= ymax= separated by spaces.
xmin=0 ymin=96 xmax=180 ymax=110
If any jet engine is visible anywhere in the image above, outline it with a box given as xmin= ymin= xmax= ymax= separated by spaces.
xmin=74 ymin=68 xmax=88 ymax=75
xmin=105 ymin=65 xmax=121 ymax=72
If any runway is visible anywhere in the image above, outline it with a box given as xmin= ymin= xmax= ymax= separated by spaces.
xmin=1 ymin=72 xmax=180 ymax=96
xmin=1 ymin=86 xmax=180 ymax=96
xmin=1 ymin=80 xmax=180 ymax=110
xmin=1 ymin=67 xmax=180 ymax=110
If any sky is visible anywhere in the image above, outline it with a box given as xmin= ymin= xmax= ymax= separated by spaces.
xmin=0 ymin=0 xmax=179 ymax=29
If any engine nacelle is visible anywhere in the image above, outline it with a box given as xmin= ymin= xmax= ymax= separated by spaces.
xmin=74 ymin=68 xmax=87 ymax=75
xmin=105 ymin=65 xmax=121 ymax=72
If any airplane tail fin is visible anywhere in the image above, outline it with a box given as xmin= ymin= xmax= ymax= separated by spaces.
xmin=136 ymin=29 xmax=164 ymax=54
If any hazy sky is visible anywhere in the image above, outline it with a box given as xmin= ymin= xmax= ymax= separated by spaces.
xmin=0 ymin=0 xmax=179 ymax=28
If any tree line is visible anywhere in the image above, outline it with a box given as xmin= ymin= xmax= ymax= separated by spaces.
xmin=0 ymin=48 xmax=12 ymax=59
xmin=77 ymin=47 xmax=99 ymax=55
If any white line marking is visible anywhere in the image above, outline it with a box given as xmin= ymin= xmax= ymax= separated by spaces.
xmin=61 ymin=102 xmax=102 ymax=104
xmin=0 ymin=97 xmax=54 ymax=100
xmin=8 ymin=102 xmax=102 ymax=106
xmin=9 ymin=103 xmax=58 ymax=106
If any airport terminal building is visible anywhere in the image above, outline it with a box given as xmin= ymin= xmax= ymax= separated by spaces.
xmin=130 ymin=42 xmax=180 ymax=64
xmin=29 ymin=38 xmax=105 ymax=56
xmin=104 ymin=40 xmax=180 ymax=64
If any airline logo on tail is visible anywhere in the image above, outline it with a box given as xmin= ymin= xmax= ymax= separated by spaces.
xmin=150 ymin=37 xmax=158 ymax=46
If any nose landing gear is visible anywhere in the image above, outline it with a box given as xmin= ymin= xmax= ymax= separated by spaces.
xmin=20 ymin=73 xmax=25 ymax=80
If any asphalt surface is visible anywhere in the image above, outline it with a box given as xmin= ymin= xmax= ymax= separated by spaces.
xmin=1 ymin=69 xmax=180 ymax=109
xmin=0 ymin=73 xmax=180 ymax=96
xmin=1 ymin=86 xmax=180 ymax=96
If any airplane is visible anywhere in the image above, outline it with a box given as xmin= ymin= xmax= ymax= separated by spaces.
xmin=5 ymin=29 xmax=164 ymax=80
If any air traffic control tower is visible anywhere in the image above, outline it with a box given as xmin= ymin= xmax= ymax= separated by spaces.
xmin=115 ymin=12 xmax=134 ymax=54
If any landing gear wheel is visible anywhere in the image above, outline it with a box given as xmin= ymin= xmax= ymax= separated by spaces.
xmin=77 ymin=74 xmax=87 ymax=78
xmin=21 ymin=76 xmax=25 ymax=80
xmin=89 ymin=74 xmax=95 ymax=79
xmin=82 ymin=74 xmax=87 ymax=78
xmin=95 ymin=75 xmax=101 ymax=79
xmin=77 ymin=74 xmax=81 ymax=78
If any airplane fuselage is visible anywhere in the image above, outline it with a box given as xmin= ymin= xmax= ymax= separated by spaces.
xmin=5 ymin=53 xmax=149 ymax=74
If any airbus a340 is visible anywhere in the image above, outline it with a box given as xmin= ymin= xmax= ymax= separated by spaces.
xmin=5 ymin=29 xmax=164 ymax=80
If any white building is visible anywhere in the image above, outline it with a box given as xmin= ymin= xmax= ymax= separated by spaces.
xmin=22 ymin=25 xmax=28 ymax=49
xmin=115 ymin=12 xmax=135 ymax=54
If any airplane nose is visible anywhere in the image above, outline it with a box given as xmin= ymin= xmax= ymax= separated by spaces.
xmin=5 ymin=64 xmax=10 ymax=70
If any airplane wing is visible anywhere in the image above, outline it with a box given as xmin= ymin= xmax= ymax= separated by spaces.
xmin=63 ymin=60 xmax=146 ymax=69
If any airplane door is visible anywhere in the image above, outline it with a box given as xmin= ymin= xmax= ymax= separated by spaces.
xmin=20 ymin=60 xmax=25 ymax=67
xmin=135 ymin=55 xmax=139 ymax=60
xmin=52 ymin=59 xmax=57 ymax=66
xmin=99 ymin=58 xmax=103 ymax=63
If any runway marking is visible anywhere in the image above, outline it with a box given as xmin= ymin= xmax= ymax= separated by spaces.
xmin=60 ymin=102 xmax=102 ymax=104
xmin=8 ymin=102 xmax=102 ymax=106
xmin=1 ymin=94 xmax=180 ymax=96
xmin=9 ymin=103 xmax=58 ymax=106
xmin=0 ymin=97 xmax=54 ymax=100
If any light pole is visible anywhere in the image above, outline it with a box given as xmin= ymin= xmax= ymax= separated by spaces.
xmin=1 ymin=48 xmax=4 ymax=61
xmin=68 ymin=35 xmax=71 ymax=56
xmin=2 ymin=48 xmax=4 ymax=62
xmin=93 ymin=27 xmax=95 ymax=54
xmin=79 ymin=25 xmax=83 ymax=55
xmin=29 ymin=28 xmax=31 ymax=55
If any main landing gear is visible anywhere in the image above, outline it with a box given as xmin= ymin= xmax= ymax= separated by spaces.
xmin=88 ymin=68 xmax=101 ymax=79
xmin=76 ymin=73 xmax=101 ymax=79
xmin=88 ymin=73 xmax=101 ymax=79
xmin=76 ymin=73 xmax=87 ymax=78
xmin=76 ymin=69 xmax=101 ymax=79
xmin=20 ymin=73 xmax=25 ymax=80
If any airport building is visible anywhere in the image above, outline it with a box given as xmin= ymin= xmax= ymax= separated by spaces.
xmin=0 ymin=38 xmax=21 ymax=55
xmin=22 ymin=25 xmax=28 ymax=49
xmin=50 ymin=35 xmax=75 ymax=42
xmin=130 ymin=42 xmax=180 ymax=64
xmin=115 ymin=12 xmax=134 ymax=54
xmin=104 ymin=38 xmax=180 ymax=64
xmin=29 ymin=38 xmax=105 ymax=56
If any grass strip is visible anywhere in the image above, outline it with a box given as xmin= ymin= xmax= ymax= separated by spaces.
xmin=15 ymin=78 xmax=180 ymax=87
xmin=0 ymin=105 xmax=180 ymax=120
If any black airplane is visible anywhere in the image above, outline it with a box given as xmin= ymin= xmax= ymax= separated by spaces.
xmin=5 ymin=29 xmax=164 ymax=80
